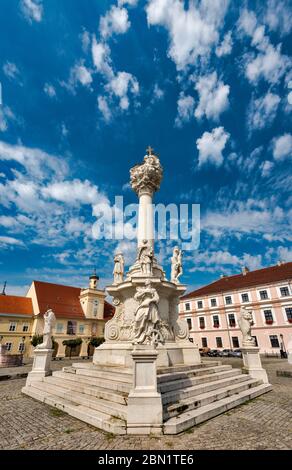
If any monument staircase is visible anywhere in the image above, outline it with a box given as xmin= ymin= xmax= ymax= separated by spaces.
xmin=22 ymin=359 xmax=271 ymax=435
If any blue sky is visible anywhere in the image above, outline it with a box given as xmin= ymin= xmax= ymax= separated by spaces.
xmin=0 ymin=0 xmax=291 ymax=296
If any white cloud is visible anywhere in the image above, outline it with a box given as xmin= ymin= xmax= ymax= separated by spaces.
xmin=118 ymin=0 xmax=138 ymax=6
xmin=0 ymin=236 xmax=25 ymax=248
xmin=81 ymin=30 xmax=90 ymax=52
xmin=70 ymin=64 xmax=93 ymax=87
xmin=216 ymin=31 xmax=232 ymax=57
xmin=260 ymin=160 xmax=274 ymax=177
xmin=264 ymin=0 xmax=292 ymax=37
xmin=175 ymin=92 xmax=195 ymax=127
xmin=146 ymin=0 xmax=229 ymax=70
xmin=194 ymin=72 xmax=230 ymax=121
xmin=0 ymin=106 xmax=16 ymax=133
xmin=91 ymin=37 xmax=113 ymax=78
xmin=99 ymin=6 xmax=130 ymax=39
xmin=21 ymin=0 xmax=43 ymax=23
xmin=196 ymin=126 xmax=230 ymax=167
xmin=238 ymin=8 xmax=291 ymax=85
xmin=272 ymin=134 xmax=292 ymax=160
xmin=44 ymin=83 xmax=56 ymax=98
xmin=3 ymin=62 xmax=19 ymax=80
xmin=247 ymin=92 xmax=280 ymax=131
xmin=42 ymin=179 xmax=108 ymax=206
xmin=106 ymin=71 xmax=139 ymax=110
xmin=98 ymin=95 xmax=112 ymax=122
xmin=153 ymin=83 xmax=164 ymax=101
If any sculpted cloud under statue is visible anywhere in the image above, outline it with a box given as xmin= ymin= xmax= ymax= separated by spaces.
xmin=93 ymin=147 xmax=201 ymax=367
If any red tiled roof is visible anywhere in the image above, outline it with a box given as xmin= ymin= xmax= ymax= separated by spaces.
xmin=0 ymin=295 xmax=33 ymax=316
xmin=181 ymin=262 xmax=292 ymax=299
xmin=33 ymin=281 xmax=114 ymax=320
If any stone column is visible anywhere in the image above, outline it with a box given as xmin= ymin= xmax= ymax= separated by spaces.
xmin=241 ymin=346 xmax=269 ymax=384
xmin=127 ymin=346 xmax=163 ymax=434
xmin=56 ymin=340 xmax=66 ymax=358
xmin=137 ymin=189 xmax=154 ymax=249
xmin=26 ymin=348 xmax=53 ymax=385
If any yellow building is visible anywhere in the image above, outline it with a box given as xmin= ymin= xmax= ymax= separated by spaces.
xmin=0 ymin=273 xmax=114 ymax=358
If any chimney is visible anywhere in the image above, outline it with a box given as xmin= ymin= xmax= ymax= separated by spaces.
xmin=277 ymin=260 xmax=285 ymax=266
xmin=242 ymin=266 xmax=249 ymax=276
xmin=220 ymin=274 xmax=227 ymax=279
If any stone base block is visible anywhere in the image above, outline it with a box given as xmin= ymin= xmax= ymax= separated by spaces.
xmin=241 ymin=347 xmax=269 ymax=384
xmin=26 ymin=348 xmax=53 ymax=385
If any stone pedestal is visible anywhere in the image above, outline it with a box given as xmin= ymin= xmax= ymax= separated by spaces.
xmin=26 ymin=348 xmax=53 ymax=385
xmin=56 ymin=340 xmax=66 ymax=358
xmin=79 ymin=339 xmax=89 ymax=357
xmin=241 ymin=347 xmax=269 ymax=384
xmin=127 ymin=346 xmax=163 ymax=434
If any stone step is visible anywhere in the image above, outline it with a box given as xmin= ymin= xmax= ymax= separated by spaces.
xmin=159 ymin=368 xmax=242 ymax=394
xmin=157 ymin=361 xmax=221 ymax=375
xmin=164 ymin=378 xmax=261 ymax=419
xmin=157 ymin=365 xmax=232 ymax=384
xmin=163 ymin=383 xmax=273 ymax=434
xmin=162 ymin=373 xmax=250 ymax=405
xmin=22 ymin=385 xmax=126 ymax=434
xmin=31 ymin=378 xmax=128 ymax=419
xmin=53 ymin=370 xmax=132 ymax=394
xmin=71 ymin=363 xmax=133 ymax=376
xmin=62 ymin=366 xmax=133 ymax=384
xmin=42 ymin=375 xmax=128 ymax=404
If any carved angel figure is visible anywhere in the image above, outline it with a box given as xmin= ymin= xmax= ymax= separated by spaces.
xmin=113 ymin=253 xmax=124 ymax=284
xmin=133 ymin=280 xmax=160 ymax=344
xmin=36 ymin=309 xmax=56 ymax=350
xmin=171 ymin=247 xmax=183 ymax=283
xmin=238 ymin=307 xmax=255 ymax=347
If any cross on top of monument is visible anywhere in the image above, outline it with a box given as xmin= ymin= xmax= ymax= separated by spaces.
xmin=146 ymin=145 xmax=154 ymax=156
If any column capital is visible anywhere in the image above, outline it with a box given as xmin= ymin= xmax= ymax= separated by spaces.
xmin=130 ymin=153 xmax=163 ymax=196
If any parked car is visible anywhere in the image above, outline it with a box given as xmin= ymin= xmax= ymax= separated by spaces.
xmin=207 ymin=349 xmax=222 ymax=357
xmin=221 ymin=349 xmax=232 ymax=357
xmin=199 ymin=347 xmax=210 ymax=356
xmin=230 ymin=349 xmax=242 ymax=358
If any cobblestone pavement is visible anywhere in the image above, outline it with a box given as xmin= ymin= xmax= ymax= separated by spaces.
xmin=0 ymin=358 xmax=291 ymax=450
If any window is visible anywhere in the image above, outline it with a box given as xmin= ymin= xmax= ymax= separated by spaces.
xmin=259 ymin=290 xmax=268 ymax=300
xmin=22 ymin=324 xmax=29 ymax=332
xmin=79 ymin=324 xmax=85 ymax=334
xmin=264 ymin=310 xmax=273 ymax=324
xmin=5 ymin=342 xmax=12 ymax=351
xmin=213 ymin=315 xmax=220 ymax=328
xmin=232 ymin=337 xmax=239 ymax=348
xmin=56 ymin=323 xmax=63 ymax=333
xmin=270 ymin=335 xmax=279 ymax=348
xmin=252 ymin=336 xmax=258 ymax=347
xmin=202 ymin=337 xmax=208 ymax=348
xmin=186 ymin=318 xmax=192 ymax=330
xmin=93 ymin=300 xmax=99 ymax=317
xmin=9 ymin=322 xmax=16 ymax=332
xmin=199 ymin=317 xmax=205 ymax=329
xmin=197 ymin=301 xmax=203 ymax=309
xmin=18 ymin=342 xmax=25 ymax=352
xmin=225 ymin=296 xmax=232 ymax=305
xmin=216 ymin=337 xmax=223 ymax=348
xmin=241 ymin=293 xmax=249 ymax=303
xmin=228 ymin=313 xmax=236 ymax=327
xmin=285 ymin=307 xmax=292 ymax=323
xmin=185 ymin=302 xmax=191 ymax=311
xmin=67 ymin=320 xmax=77 ymax=335
xmin=210 ymin=298 xmax=217 ymax=307
xmin=280 ymin=286 xmax=290 ymax=297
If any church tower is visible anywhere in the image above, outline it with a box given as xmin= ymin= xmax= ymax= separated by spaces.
xmin=79 ymin=271 xmax=106 ymax=320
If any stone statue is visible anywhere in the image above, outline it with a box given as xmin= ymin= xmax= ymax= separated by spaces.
xmin=171 ymin=247 xmax=183 ymax=283
xmin=133 ymin=280 xmax=160 ymax=345
xmin=36 ymin=309 xmax=56 ymax=350
xmin=130 ymin=149 xmax=163 ymax=195
xmin=238 ymin=307 xmax=255 ymax=347
xmin=138 ymin=240 xmax=154 ymax=275
xmin=113 ymin=253 xmax=124 ymax=284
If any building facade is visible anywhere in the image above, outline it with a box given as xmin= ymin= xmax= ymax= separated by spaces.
xmin=179 ymin=262 xmax=292 ymax=354
xmin=0 ymin=274 xmax=114 ymax=358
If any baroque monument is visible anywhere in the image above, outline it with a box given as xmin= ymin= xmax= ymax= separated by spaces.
xmin=22 ymin=147 xmax=271 ymax=435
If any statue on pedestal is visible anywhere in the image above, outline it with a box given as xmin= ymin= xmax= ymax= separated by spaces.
xmin=113 ymin=253 xmax=124 ymax=284
xmin=36 ymin=309 xmax=56 ymax=350
xmin=238 ymin=307 xmax=256 ymax=347
xmin=133 ymin=280 xmax=160 ymax=345
xmin=138 ymin=240 xmax=154 ymax=275
xmin=171 ymin=247 xmax=183 ymax=283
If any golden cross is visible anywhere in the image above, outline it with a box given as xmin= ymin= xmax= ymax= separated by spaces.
xmin=146 ymin=145 xmax=154 ymax=155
